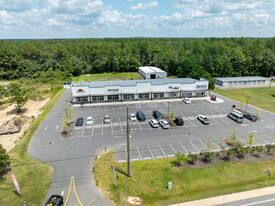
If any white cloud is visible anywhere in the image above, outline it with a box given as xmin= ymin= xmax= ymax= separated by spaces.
xmin=131 ymin=1 xmax=158 ymax=10
xmin=0 ymin=0 xmax=32 ymax=12
xmin=170 ymin=0 xmax=198 ymax=8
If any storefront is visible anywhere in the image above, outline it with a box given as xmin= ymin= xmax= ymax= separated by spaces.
xmin=71 ymin=78 xmax=208 ymax=104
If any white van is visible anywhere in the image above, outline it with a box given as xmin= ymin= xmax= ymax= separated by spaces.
xmin=228 ymin=112 xmax=244 ymax=123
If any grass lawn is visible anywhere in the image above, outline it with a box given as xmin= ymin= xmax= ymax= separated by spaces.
xmin=94 ymin=151 xmax=275 ymax=206
xmin=0 ymin=89 xmax=65 ymax=206
xmin=73 ymin=72 xmax=142 ymax=83
xmin=214 ymin=87 xmax=275 ymax=113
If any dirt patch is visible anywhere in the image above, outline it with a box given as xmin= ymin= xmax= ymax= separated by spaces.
xmin=0 ymin=98 xmax=50 ymax=152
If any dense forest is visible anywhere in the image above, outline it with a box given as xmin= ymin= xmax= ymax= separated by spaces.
xmin=0 ymin=38 xmax=274 ymax=83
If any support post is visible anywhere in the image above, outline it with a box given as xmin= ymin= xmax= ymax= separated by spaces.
xmin=127 ymin=105 xmax=131 ymax=178
xmin=245 ymin=96 xmax=250 ymax=114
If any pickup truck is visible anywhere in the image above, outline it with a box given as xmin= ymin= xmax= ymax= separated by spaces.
xmin=45 ymin=195 xmax=63 ymax=206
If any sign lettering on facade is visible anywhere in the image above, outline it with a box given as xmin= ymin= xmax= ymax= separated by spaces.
xmin=196 ymin=85 xmax=207 ymax=89
xmin=107 ymin=89 xmax=119 ymax=92
xmin=168 ymin=86 xmax=179 ymax=90
xmin=77 ymin=89 xmax=85 ymax=93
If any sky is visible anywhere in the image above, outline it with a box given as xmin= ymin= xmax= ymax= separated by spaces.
xmin=0 ymin=0 xmax=274 ymax=39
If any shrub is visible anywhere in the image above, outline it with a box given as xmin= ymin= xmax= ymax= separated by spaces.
xmin=201 ymin=151 xmax=214 ymax=163
xmin=187 ymin=153 xmax=198 ymax=164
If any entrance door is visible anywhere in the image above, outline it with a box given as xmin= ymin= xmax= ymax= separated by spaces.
xmin=108 ymin=95 xmax=119 ymax=102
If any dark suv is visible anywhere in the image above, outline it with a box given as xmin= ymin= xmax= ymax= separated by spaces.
xmin=76 ymin=117 xmax=83 ymax=126
xmin=174 ymin=117 xmax=184 ymax=126
xmin=136 ymin=111 xmax=146 ymax=121
xmin=244 ymin=113 xmax=257 ymax=122
xmin=152 ymin=111 xmax=163 ymax=120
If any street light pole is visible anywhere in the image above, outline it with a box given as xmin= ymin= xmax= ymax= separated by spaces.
xmin=127 ymin=105 xmax=131 ymax=178
xmin=245 ymin=96 xmax=250 ymax=114
xmin=167 ymin=102 xmax=170 ymax=117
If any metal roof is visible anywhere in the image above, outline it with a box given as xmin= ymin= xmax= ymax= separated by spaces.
xmin=139 ymin=66 xmax=166 ymax=74
xmin=214 ymin=76 xmax=269 ymax=82
xmin=74 ymin=78 xmax=206 ymax=88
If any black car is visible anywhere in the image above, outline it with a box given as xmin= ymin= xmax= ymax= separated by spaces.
xmin=136 ymin=111 xmax=146 ymax=121
xmin=152 ymin=111 xmax=163 ymax=120
xmin=45 ymin=195 xmax=63 ymax=206
xmin=174 ymin=117 xmax=184 ymax=126
xmin=76 ymin=117 xmax=83 ymax=126
xmin=244 ymin=113 xmax=257 ymax=122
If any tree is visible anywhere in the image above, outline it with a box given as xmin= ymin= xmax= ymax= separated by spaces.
xmin=239 ymin=96 xmax=246 ymax=110
xmin=62 ymin=103 xmax=74 ymax=134
xmin=0 ymin=144 xmax=10 ymax=173
xmin=8 ymin=83 xmax=28 ymax=113
xmin=247 ymin=132 xmax=258 ymax=148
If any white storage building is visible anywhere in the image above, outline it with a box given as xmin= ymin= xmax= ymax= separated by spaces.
xmin=214 ymin=76 xmax=270 ymax=88
xmin=138 ymin=66 xmax=167 ymax=79
xmin=71 ymin=78 xmax=208 ymax=104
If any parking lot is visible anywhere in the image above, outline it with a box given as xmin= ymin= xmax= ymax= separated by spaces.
xmin=72 ymin=100 xmax=239 ymax=138
xmin=71 ymin=97 xmax=275 ymax=163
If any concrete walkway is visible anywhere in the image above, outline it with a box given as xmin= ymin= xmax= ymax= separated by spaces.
xmin=169 ymin=186 xmax=275 ymax=206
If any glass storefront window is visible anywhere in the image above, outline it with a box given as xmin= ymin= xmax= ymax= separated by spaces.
xmin=92 ymin=96 xmax=104 ymax=102
xmin=153 ymin=93 xmax=164 ymax=99
xmin=139 ymin=93 xmax=149 ymax=100
xmin=123 ymin=94 xmax=135 ymax=101
xmin=76 ymin=96 xmax=89 ymax=104
xmin=108 ymin=95 xmax=119 ymax=102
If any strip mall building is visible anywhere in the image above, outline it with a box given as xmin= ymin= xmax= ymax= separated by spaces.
xmin=71 ymin=78 xmax=209 ymax=104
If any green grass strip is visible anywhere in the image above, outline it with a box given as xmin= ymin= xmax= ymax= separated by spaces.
xmin=0 ymin=89 xmax=65 ymax=206
xmin=214 ymin=87 xmax=275 ymax=113
xmin=94 ymin=151 xmax=275 ymax=206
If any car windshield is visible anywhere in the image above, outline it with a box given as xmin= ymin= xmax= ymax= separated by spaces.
xmin=105 ymin=116 xmax=110 ymax=119
xmin=87 ymin=119 xmax=92 ymax=121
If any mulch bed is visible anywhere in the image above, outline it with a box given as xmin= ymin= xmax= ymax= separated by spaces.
xmin=176 ymin=151 xmax=275 ymax=169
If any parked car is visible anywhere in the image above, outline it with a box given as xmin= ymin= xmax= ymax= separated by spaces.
xmin=183 ymin=98 xmax=191 ymax=104
xmin=228 ymin=112 xmax=244 ymax=123
xmin=129 ymin=113 xmax=137 ymax=121
xmin=86 ymin=116 xmax=93 ymax=125
xmin=197 ymin=115 xmax=210 ymax=125
xmin=174 ymin=117 xmax=184 ymax=126
xmin=75 ymin=117 xmax=83 ymax=126
xmin=103 ymin=115 xmax=111 ymax=124
xmin=244 ymin=113 xmax=257 ymax=122
xmin=45 ymin=195 xmax=63 ymax=206
xmin=159 ymin=119 xmax=170 ymax=129
xmin=152 ymin=111 xmax=163 ymax=120
xmin=136 ymin=111 xmax=146 ymax=121
xmin=149 ymin=119 xmax=159 ymax=128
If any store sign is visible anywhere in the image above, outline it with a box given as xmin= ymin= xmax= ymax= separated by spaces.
xmin=196 ymin=85 xmax=207 ymax=89
xmin=168 ymin=86 xmax=179 ymax=90
xmin=77 ymin=89 xmax=85 ymax=93
xmin=107 ymin=89 xmax=119 ymax=92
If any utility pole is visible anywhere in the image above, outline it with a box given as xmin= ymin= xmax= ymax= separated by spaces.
xmin=167 ymin=102 xmax=170 ymax=117
xmin=245 ymin=96 xmax=250 ymax=114
xmin=269 ymin=72 xmax=273 ymax=89
xmin=127 ymin=105 xmax=131 ymax=178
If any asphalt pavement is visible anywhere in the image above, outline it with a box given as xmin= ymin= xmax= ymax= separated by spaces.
xmin=28 ymin=90 xmax=275 ymax=206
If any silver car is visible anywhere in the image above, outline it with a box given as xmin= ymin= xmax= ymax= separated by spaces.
xmin=159 ymin=119 xmax=170 ymax=129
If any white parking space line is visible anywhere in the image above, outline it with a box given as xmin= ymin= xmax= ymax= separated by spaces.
xmin=255 ymin=134 xmax=272 ymax=145
xmin=179 ymin=143 xmax=188 ymax=154
xmin=159 ymin=145 xmax=167 ymax=158
xmin=170 ymin=144 xmax=176 ymax=154
xmin=137 ymin=121 xmax=142 ymax=132
xmin=187 ymin=118 xmax=196 ymax=127
xmin=190 ymin=142 xmax=200 ymax=152
xmin=237 ymin=136 xmax=247 ymax=143
xmin=262 ymin=134 xmax=275 ymax=144
xmin=148 ymin=146 xmax=155 ymax=159
xmin=102 ymin=121 xmax=104 ymax=136
xmin=81 ymin=125 xmax=85 ymax=138
xmin=210 ymin=139 xmax=220 ymax=150
xmin=147 ymin=121 xmax=152 ymax=131
xmin=92 ymin=124 xmax=94 ymax=136
xmin=200 ymin=140 xmax=209 ymax=150
xmin=119 ymin=117 xmax=123 ymax=134
xmin=136 ymin=147 xmax=142 ymax=160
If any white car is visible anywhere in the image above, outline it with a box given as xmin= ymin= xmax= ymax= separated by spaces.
xmin=183 ymin=98 xmax=191 ymax=104
xmin=197 ymin=115 xmax=210 ymax=125
xmin=149 ymin=119 xmax=159 ymax=128
xmin=86 ymin=116 xmax=93 ymax=125
xmin=129 ymin=114 xmax=137 ymax=121
xmin=159 ymin=119 xmax=170 ymax=129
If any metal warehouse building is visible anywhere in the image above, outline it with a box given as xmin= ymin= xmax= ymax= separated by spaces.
xmin=214 ymin=76 xmax=270 ymax=88
xmin=71 ymin=78 xmax=208 ymax=104
xmin=138 ymin=66 xmax=167 ymax=79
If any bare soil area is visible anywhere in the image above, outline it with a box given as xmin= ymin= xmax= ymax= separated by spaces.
xmin=0 ymin=98 xmax=50 ymax=152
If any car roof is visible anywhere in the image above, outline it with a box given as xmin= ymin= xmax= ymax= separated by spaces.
xmin=151 ymin=119 xmax=158 ymax=122
xmin=198 ymin=115 xmax=207 ymax=118
xmin=87 ymin=116 xmax=92 ymax=119
xmin=130 ymin=113 xmax=135 ymax=115
xmin=161 ymin=119 xmax=168 ymax=123
xmin=175 ymin=117 xmax=183 ymax=120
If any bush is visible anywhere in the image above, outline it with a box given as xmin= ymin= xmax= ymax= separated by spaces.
xmin=0 ymin=144 xmax=10 ymax=173
xmin=222 ymin=149 xmax=234 ymax=161
xmin=187 ymin=153 xmax=198 ymax=164
xmin=201 ymin=151 xmax=214 ymax=163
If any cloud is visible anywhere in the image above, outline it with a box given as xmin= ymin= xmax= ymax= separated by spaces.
xmin=170 ymin=0 xmax=198 ymax=8
xmin=0 ymin=0 xmax=32 ymax=12
xmin=131 ymin=1 xmax=158 ymax=10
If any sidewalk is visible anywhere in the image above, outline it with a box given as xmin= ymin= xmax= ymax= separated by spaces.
xmin=169 ymin=186 xmax=275 ymax=206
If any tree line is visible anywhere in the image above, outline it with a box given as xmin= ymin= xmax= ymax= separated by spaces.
xmin=0 ymin=38 xmax=274 ymax=84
